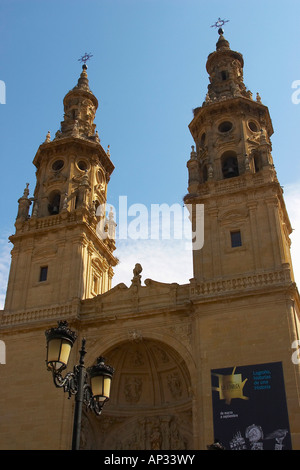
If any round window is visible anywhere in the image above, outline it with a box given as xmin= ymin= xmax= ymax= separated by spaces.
xmin=77 ymin=160 xmax=88 ymax=171
xmin=218 ymin=121 xmax=233 ymax=133
xmin=248 ymin=121 xmax=258 ymax=132
xmin=52 ymin=159 xmax=64 ymax=171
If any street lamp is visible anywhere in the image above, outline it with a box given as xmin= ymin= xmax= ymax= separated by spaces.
xmin=45 ymin=320 xmax=114 ymax=450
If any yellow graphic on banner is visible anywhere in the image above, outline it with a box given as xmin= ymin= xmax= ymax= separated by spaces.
xmin=212 ymin=367 xmax=249 ymax=405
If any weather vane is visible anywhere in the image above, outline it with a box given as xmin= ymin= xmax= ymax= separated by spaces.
xmin=210 ymin=17 xmax=229 ymax=31
xmin=78 ymin=52 xmax=93 ymax=67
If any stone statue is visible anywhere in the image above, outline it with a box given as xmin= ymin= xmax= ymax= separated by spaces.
xmin=132 ymin=263 xmax=142 ymax=285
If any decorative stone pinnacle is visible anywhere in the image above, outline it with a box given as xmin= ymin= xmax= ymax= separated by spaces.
xmin=24 ymin=183 xmax=29 ymax=197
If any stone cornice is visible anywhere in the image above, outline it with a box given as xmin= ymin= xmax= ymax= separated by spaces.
xmin=184 ymin=169 xmax=281 ymax=202
xmin=33 ymin=136 xmax=114 ymax=176
xmin=189 ymin=96 xmax=273 ymax=141
xmin=10 ymin=209 xmax=118 ymax=266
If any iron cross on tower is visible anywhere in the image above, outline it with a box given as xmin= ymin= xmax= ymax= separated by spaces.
xmin=210 ymin=17 xmax=229 ymax=34
xmin=78 ymin=52 xmax=93 ymax=69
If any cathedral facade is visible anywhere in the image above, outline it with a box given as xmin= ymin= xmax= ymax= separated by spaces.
xmin=0 ymin=30 xmax=299 ymax=450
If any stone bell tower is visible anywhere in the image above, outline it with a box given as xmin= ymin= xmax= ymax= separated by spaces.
xmin=183 ymin=28 xmax=300 ymax=450
xmin=4 ymin=64 xmax=118 ymax=312
xmin=185 ymin=28 xmax=295 ymax=284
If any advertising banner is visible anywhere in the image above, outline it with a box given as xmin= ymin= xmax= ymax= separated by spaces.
xmin=211 ymin=362 xmax=292 ymax=450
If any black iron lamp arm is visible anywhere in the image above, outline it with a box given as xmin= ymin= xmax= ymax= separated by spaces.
xmin=52 ymin=365 xmax=84 ymax=398
xmin=51 ymin=365 xmax=106 ymax=415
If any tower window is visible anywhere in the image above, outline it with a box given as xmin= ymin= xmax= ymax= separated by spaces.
xmin=39 ymin=266 xmax=48 ymax=282
xmin=51 ymin=159 xmax=64 ymax=171
xmin=221 ymin=151 xmax=239 ymax=179
xmin=48 ymin=191 xmax=61 ymax=215
xmin=231 ymin=231 xmax=242 ymax=248
xmin=248 ymin=121 xmax=258 ymax=132
xmin=77 ymin=160 xmax=88 ymax=171
xmin=218 ymin=121 xmax=233 ymax=133
xmin=221 ymin=70 xmax=228 ymax=80
xmin=253 ymin=154 xmax=262 ymax=173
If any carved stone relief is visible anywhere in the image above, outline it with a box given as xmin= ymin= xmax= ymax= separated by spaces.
xmin=93 ymin=414 xmax=192 ymax=450
xmin=80 ymin=339 xmax=193 ymax=450
xmin=124 ymin=376 xmax=143 ymax=403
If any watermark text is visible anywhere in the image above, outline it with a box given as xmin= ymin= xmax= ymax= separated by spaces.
xmin=0 ymin=80 xmax=6 ymax=104
xmin=96 ymin=197 xmax=204 ymax=250
xmin=0 ymin=340 xmax=5 ymax=364
xmin=291 ymin=339 xmax=300 ymax=365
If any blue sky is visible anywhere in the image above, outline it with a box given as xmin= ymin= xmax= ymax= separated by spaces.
xmin=1 ymin=0 xmax=300 ymax=306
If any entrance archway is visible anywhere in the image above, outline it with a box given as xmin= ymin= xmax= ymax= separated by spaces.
xmin=80 ymin=338 xmax=193 ymax=450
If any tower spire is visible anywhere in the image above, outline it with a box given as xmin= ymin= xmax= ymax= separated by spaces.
xmin=75 ymin=63 xmax=91 ymax=92
xmin=185 ymin=28 xmax=282 ymax=282
xmin=204 ymin=26 xmax=251 ymax=104
xmin=55 ymin=57 xmax=99 ymax=141
xmin=215 ymin=27 xmax=230 ymax=51
xmin=5 ymin=59 xmax=117 ymax=312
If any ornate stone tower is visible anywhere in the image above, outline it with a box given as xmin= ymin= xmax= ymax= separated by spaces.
xmin=185 ymin=28 xmax=295 ymax=285
xmin=0 ymin=31 xmax=299 ymax=452
xmin=182 ymin=28 xmax=300 ymax=450
xmin=4 ymin=64 xmax=118 ymax=312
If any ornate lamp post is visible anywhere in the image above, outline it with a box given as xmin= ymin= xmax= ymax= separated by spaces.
xmin=45 ymin=320 xmax=114 ymax=450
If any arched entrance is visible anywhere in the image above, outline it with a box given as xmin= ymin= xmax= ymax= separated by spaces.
xmin=80 ymin=338 xmax=193 ymax=450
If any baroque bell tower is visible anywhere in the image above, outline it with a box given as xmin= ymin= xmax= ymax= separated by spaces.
xmin=185 ymin=27 xmax=295 ymax=284
xmin=4 ymin=64 xmax=118 ymax=312
xmin=183 ymin=28 xmax=300 ymax=449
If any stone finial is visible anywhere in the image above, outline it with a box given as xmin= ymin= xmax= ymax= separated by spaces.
xmin=45 ymin=131 xmax=51 ymax=143
xmin=16 ymin=183 xmax=31 ymax=220
xmin=107 ymin=207 xmax=116 ymax=240
xmin=23 ymin=183 xmax=30 ymax=197
xmin=132 ymin=263 xmax=142 ymax=286
xmin=190 ymin=145 xmax=197 ymax=160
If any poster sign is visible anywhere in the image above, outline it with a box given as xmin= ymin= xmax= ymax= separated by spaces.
xmin=211 ymin=362 xmax=292 ymax=450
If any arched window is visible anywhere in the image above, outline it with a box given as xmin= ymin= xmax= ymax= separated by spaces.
xmin=48 ymin=191 xmax=61 ymax=215
xmin=253 ymin=154 xmax=262 ymax=173
xmin=221 ymin=151 xmax=239 ymax=179
xmin=221 ymin=70 xmax=228 ymax=81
